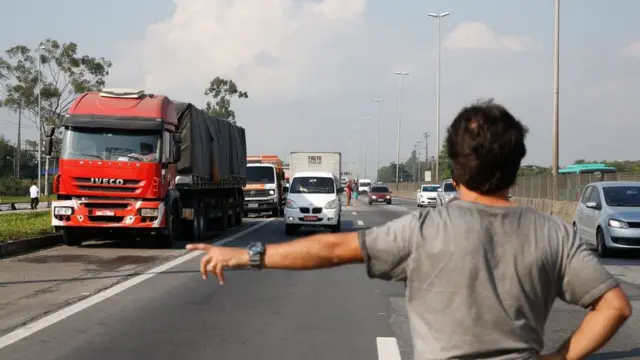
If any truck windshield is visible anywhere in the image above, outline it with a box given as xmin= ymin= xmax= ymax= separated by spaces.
xmin=60 ymin=127 xmax=161 ymax=162
xmin=290 ymin=177 xmax=335 ymax=194
xmin=246 ymin=166 xmax=275 ymax=184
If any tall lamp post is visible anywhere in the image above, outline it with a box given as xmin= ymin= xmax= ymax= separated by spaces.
xmin=393 ymin=71 xmax=409 ymax=192
xmin=373 ymin=98 xmax=383 ymax=181
xmin=37 ymin=45 xmax=44 ymax=195
xmin=428 ymin=11 xmax=450 ymax=184
xmin=552 ymin=0 xmax=560 ymax=200
xmin=361 ymin=116 xmax=370 ymax=179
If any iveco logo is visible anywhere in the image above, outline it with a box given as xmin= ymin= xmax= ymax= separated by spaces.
xmin=91 ymin=178 xmax=125 ymax=185
xmin=250 ymin=190 xmax=256 ymax=195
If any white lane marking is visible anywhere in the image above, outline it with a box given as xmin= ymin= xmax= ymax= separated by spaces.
xmin=352 ymin=212 xmax=358 ymax=215
xmin=0 ymin=219 xmax=274 ymax=349
xmin=377 ymin=337 xmax=402 ymax=360
xmin=357 ymin=220 xmax=365 ymax=226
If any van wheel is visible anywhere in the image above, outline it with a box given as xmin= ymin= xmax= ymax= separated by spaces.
xmin=285 ymin=224 xmax=298 ymax=235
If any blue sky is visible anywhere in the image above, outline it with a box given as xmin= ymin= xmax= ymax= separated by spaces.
xmin=1 ymin=0 xmax=640 ymax=176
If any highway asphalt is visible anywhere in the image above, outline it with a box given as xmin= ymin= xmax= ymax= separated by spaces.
xmin=0 ymin=196 xmax=639 ymax=359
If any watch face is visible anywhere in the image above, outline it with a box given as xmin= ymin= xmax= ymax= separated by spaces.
xmin=248 ymin=242 xmax=264 ymax=254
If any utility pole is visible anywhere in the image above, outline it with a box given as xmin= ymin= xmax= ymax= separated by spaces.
xmin=552 ymin=0 xmax=560 ymax=200
xmin=16 ymin=105 xmax=22 ymax=179
xmin=362 ymin=116 xmax=370 ymax=179
xmin=412 ymin=144 xmax=417 ymax=181
xmin=416 ymin=140 xmax=422 ymax=183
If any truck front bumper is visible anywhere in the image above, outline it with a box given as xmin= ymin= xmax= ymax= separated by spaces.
xmin=244 ymin=197 xmax=279 ymax=212
xmin=51 ymin=199 xmax=166 ymax=228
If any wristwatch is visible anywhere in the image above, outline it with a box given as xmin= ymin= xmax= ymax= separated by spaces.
xmin=247 ymin=242 xmax=266 ymax=269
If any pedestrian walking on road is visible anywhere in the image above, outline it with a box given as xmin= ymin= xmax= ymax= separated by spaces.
xmin=29 ymin=181 xmax=39 ymax=210
xmin=352 ymin=180 xmax=359 ymax=205
xmin=344 ymin=180 xmax=352 ymax=207
xmin=188 ymin=99 xmax=631 ymax=360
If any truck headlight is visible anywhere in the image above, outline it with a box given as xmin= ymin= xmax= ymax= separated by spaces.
xmin=140 ymin=208 xmax=159 ymax=217
xmin=269 ymin=190 xmax=275 ymax=196
xmin=324 ymin=199 xmax=339 ymax=209
xmin=54 ymin=207 xmax=73 ymax=215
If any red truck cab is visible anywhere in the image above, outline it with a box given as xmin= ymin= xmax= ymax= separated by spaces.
xmin=44 ymin=88 xmax=183 ymax=246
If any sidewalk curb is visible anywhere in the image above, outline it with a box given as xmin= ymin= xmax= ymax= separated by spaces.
xmin=0 ymin=233 xmax=62 ymax=259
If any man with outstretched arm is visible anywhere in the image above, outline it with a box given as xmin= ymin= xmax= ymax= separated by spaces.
xmin=187 ymin=99 xmax=631 ymax=360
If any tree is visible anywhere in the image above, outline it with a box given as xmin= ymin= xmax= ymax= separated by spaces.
xmin=0 ymin=38 xmax=111 ymax=145
xmin=204 ymin=77 xmax=248 ymax=123
xmin=437 ymin=142 xmax=452 ymax=181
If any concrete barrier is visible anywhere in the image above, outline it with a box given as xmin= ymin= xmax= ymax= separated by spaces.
xmin=511 ymin=197 xmax=578 ymax=224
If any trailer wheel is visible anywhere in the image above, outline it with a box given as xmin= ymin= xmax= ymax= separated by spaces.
xmin=62 ymin=228 xmax=83 ymax=247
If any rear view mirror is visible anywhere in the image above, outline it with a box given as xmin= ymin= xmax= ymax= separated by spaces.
xmin=585 ymin=201 xmax=599 ymax=209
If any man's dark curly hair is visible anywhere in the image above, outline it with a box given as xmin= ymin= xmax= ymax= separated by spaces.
xmin=445 ymin=99 xmax=528 ymax=194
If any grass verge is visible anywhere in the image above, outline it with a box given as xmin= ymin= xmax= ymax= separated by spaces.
xmin=0 ymin=211 xmax=54 ymax=242
xmin=0 ymin=195 xmax=55 ymax=204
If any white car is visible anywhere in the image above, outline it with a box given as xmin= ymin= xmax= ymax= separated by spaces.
xmin=284 ymin=171 xmax=342 ymax=235
xmin=417 ymin=184 xmax=440 ymax=207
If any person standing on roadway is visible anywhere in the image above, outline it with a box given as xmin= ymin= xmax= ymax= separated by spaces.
xmin=345 ymin=179 xmax=352 ymax=207
xmin=188 ymin=99 xmax=632 ymax=360
xmin=29 ymin=181 xmax=39 ymax=210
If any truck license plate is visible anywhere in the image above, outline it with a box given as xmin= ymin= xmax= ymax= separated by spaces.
xmin=303 ymin=216 xmax=318 ymax=221
xmin=248 ymin=204 xmax=258 ymax=208
xmin=95 ymin=210 xmax=115 ymax=216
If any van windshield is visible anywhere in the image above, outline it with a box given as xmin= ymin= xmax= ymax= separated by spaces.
xmin=247 ymin=166 xmax=275 ymax=184
xmin=290 ymin=177 xmax=335 ymax=194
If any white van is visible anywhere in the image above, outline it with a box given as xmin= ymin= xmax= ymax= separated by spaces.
xmin=358 ymin=178 xmax=372 ymax=194
xmin=284 ymin=171 xmax=342 ymax=235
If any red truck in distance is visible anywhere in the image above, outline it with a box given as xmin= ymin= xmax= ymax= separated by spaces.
xmin=43 ymin=88 xmax=247 ymax=247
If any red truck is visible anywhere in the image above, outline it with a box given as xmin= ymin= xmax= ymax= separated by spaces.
xmin=43 ymin=88 xmax=247 ymax=247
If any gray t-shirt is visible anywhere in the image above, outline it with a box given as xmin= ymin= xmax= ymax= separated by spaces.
xmin=358 ymin=199 xmax=618 ymax=360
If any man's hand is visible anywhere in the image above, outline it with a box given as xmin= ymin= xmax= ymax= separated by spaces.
xmin=186 ymin=244 xmax=249 ymax=285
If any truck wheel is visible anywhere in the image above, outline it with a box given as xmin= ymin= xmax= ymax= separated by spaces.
xmin=62 ymin=228 xmax=83 ymax=246
xmin=161 ymin=205 xmax=180 ymax=248
xmin=234 ymin=203 xmax=243 ymax=226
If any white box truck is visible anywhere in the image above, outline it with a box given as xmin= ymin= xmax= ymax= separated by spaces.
xmin=289 ymin=152 xmax=342 ymax=180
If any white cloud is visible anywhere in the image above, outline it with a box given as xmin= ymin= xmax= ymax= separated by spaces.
xmin=621 ymin=40 xmax=640 ymax=57
xmin=443 ymin=22 xmax=537 ymax=52
xmin=111 ymin=0 xmax=367 ymax=102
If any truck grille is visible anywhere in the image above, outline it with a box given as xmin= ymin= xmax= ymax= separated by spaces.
xmin=244 ymin=189 xmax=270 ymax=197
xmin=73 ymin=178 xmax=142 ymax=194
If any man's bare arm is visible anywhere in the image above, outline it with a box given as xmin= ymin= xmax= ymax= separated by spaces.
xmin=263 ymin=232 xmax=364 ymax=269
xmin=186 ymin=232 xmax=364 ymax=283
xmin=553 ymin=286 xmax=632 ymax=360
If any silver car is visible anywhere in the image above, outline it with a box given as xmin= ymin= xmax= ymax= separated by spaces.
xmin=437 ymin=179 xmax=458 ymax=206
xmin=574 ymin=181 xmax=640 ymax=257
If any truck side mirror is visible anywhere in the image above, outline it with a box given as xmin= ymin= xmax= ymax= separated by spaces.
xmin=172 ymin=133 xmax=182 ymax=163
xmin=43 ymin=125 xmax=56 ymax=157
xmin=44 ymin=137 xmax=53 ymax=157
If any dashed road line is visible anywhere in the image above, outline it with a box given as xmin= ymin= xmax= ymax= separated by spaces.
xmin=377 ymin=337 xmax=402 ymax=360
xmin=0 ymin=219 xmax=274 ymax=350
xmin=352 ymin=212 xmax=358 ymax=215
xmin=356 ymin=220 xmax=365 ymax=226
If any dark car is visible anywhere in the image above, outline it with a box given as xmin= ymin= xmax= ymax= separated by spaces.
xmin=368 ymin=185 xmax=392 ymax=205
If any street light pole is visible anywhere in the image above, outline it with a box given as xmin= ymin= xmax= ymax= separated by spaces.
xmin=552 ymin=0 xmax=560 ymax=200
xmin=362 ymin=116 xmax=370 ymax=179
xmin=394 ymin=72 xmax=409 ymax=192
xmin=428 ymin=11 xmax=450 ymax=184
xmin=373 ymin=98 xmax=383 ymax=181
xmin=37 ymin=45 xmax=43 ymax=195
